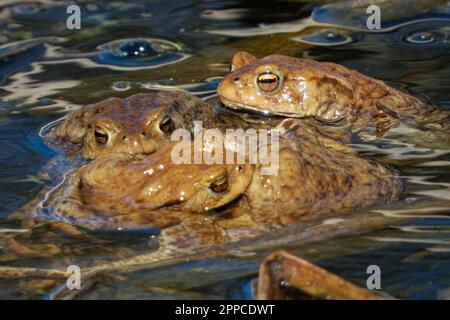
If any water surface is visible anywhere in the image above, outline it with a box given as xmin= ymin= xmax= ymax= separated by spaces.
xmin=0 ymin=0 xmax=449 ymax=299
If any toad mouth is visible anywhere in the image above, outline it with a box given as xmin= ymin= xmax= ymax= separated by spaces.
xmin=218 ymin=95 xmax=306 ymax=118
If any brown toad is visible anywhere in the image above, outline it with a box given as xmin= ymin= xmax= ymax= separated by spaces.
xmin=218 ymin=52 xmax=450 ymax=136
xmin=41 ymin=126 xmax=402 ymax=235
xmin=44 ymin=91 xmax=221 ymax=159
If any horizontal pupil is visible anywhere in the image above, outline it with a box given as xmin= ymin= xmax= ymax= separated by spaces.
xmin=160 ymin=116 xmax=174 ymax=133
xmin=212 ymin=182 xmax=227 ymax=192
xmin=161 ymin=115 xmax=171 ymax=124
xmin=211 ymin=176 xmax=228 ymax=191
xmin=95 ymin=131 xmax=107 ymax=138
xmin=258 ymin=77 xmax=277 ymax=83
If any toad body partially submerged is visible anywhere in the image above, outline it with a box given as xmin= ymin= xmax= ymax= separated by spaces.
xmin=41 ymin=125 xmax=402 ymax=239
xmin=7 ymin=125 xmax=403 ymax=296
xmin=44 ymin=91 xmax=222 ymax=159
xmin=16 ymin=91 xmax=229 ymax=217
xmin=218 ymin=52 xmax=450 ymax=136
xmin=15 ymin=91 xmax=258 ymax=232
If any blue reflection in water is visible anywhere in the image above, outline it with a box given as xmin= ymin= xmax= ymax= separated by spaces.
xmin=92 ymin=38 xmax=188 ymax=68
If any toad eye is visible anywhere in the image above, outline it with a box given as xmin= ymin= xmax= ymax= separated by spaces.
xmin=94 ymin=127 xmax=108 ymax=145
xmin=256 ymin=71 xmax=280 ymax=92
xmin=209 ymin=175 xmax=228 ymax=193
xmin=158 ymin=113 xmax=175 ymax=134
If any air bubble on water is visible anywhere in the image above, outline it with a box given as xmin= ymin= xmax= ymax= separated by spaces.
xmin=405 ymin=32 xmax=436 ymax=44
xmin=116 ymin=39 xmax=157 ymax=58
xmin=112 ymin=81 xmax=131 ymax=91
xmin=292 ymin=29 xmax=354 ymax=46
xmin=93 ymin=38 xmax=189 ymax=69
xmin=99 ymin=38 xmax=180 ymax=59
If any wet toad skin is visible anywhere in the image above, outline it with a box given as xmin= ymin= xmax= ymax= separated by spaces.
xmin=44 ymin=92 xmax=220 ymax=159
xmin=31 ymin=91 xmax=351 ymax=229
xmin=18 ymin=92 xmax=220 ymax=220
xmin=40 ymin=135 xmax=253 ymax=230
xmin=41 ymin=126 xmax=402 ymax=238
xmin=218 ymin=52 xmax=450 ymax=136
xmin=15 ymin=92 xmax=225 ymax=223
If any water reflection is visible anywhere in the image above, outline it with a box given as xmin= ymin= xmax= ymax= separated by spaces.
xmin=208 ymin=1 xmax=450 ymax=38
xmin=293 ymin=29 xmax=355 ymax=46
xmin=93 ymin=38 xmax=190 ymax=69
xmin=406 ymin=31 xmax=437 ymax=44
xmin=0 ymin=0 xmax=449 ymax=299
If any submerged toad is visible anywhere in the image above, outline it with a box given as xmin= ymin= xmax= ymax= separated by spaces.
xmin=41 ymin=126 xmax=402 ymax=238
xmin=218 ymin=52 xmax=450 ymax=136
xmin=9 ymin=126 xmax=402 ymax=294
xmin=14 ymin=91 xmax=234 ymax=225
xmin=44 ymin=92 xmax=220 ymax=159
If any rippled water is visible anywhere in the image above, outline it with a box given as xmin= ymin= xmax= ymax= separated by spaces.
xmin=0 ymin=0 xmax=450 ymax=299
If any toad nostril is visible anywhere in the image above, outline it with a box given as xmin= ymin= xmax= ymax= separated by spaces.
xmin=233 ymin=77 xmax=239 ymax=82
xmin=122 ymin=135 xmax=127 ymax=140
xmin=141 ymin=131 xmax=146 ymax=136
